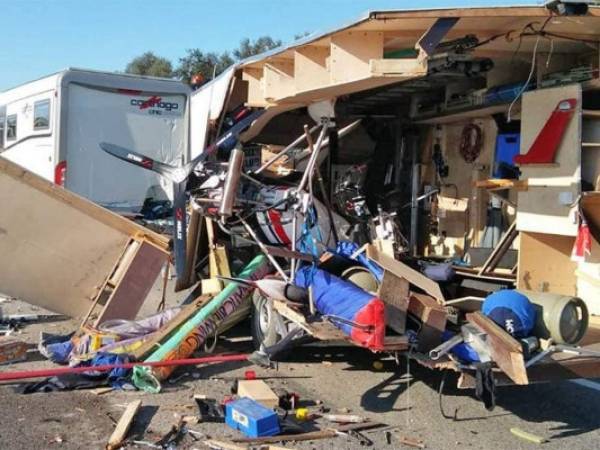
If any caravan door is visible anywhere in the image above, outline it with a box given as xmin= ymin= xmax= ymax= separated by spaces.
xmin=1 ymin=93 xmax=55 ymax=181
xmin=64 ymin=84 xmax=187 ymax=212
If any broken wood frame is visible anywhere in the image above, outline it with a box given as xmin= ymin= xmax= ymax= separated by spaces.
xmin=81 ymin=236 xmax=169 ymax=327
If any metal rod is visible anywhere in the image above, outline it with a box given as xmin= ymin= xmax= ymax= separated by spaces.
xmin=253 ymin=124 xmax=320 ymax=175
xmin=298 ymin=122 xmax=328 ymax=194
xmin=240 ymin=217 xmax=289 ymax=282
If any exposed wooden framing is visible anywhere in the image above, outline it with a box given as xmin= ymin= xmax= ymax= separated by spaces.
xmin=477 ymin=222 xmax=518 ymax=276
xmin=466 ymin=311 xmax=528 ymax=385
xmin=263 ymin=59 xmax=295 ymax=101
xmin=242 ymin=66 xmax=267 ymax=107
xmin=294 ymin=45 xmax=330 ymax=93
xmin=330 ymin=31 xmax=384 ymax=84
xmin=93 ymin=240 xmax=169 ymax=326
xmin=366 ymin=244 xmax=445 ymax=303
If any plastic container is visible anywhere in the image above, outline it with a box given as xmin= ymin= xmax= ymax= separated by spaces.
xmin=494 ymin=133 xmax=521 ymax=178
xmin=225 ymin=397 xmax=280 ymax=438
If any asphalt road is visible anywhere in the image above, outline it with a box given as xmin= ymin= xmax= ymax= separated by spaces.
xmin=2 ymin=296 xmax=600 ymax=450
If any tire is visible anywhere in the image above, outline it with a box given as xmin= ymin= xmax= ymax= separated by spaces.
xmin=250 ymin=289 xmax=286 ymax=350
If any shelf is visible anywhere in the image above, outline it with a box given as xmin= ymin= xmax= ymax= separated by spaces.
xmin=413 ymin=101 xmax=518 ymax=125
xmin=583 ymin=110 xmax=600 ymax=119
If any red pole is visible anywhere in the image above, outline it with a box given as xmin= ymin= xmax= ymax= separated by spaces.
xmin=0 ymin=353 xmax=249 ymax=382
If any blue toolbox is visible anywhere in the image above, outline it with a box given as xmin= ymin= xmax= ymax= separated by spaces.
xmin=225 ymin=397 xmax=280 ymax=438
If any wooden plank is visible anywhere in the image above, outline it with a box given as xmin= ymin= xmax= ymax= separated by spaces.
xmin=94 ymin=240 xmax=168 ymax=325
xmin=517 ymin=231 xmax=577 ymax=295
xmin=459 ymin=356 xmax=600 ymax=388
xmin=477 ymin=222 xmax=518 ymax=276
xmin=473 ymin=179 xmax=528 ymax=191
xmin=378 ymin=270 xmax=409 ymax=334
xmin=366 ymin=245 xmax=445 ymax=303
xmin=466 ymin=311 xmax=528 ymax=385
xmin=130 ymin=294 xmax=213 ymax=359
xmin=369 ymin=58 xmax=426 ymax=77
xmin=106 ymin=400 xmax=142 ymax=450
xmin=408 ymin=293 xmax=447 ymax=352
xmin=237 ymin=380 xmax=279 ymax=408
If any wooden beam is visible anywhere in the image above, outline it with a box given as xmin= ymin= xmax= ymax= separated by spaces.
xmin=294 ymin=45 xmax=330 ymax=94
xmin=466 ymin=311 xmax=528 ymax=385
xmin=106 ymin=400 xmax=142 ymax=450
xmin=477 ymin=222 xmax=518 ymax=276
xmin=369 ymin=58 xmax=427 ymax=77
xmin=263 ymin=59 xmax=295 ymax=101
xmin=330 ymin=31 xmax=384 ymax=84
xmin=366 ymin=244 xmax=445 ymax=303
xmin=473 ymin=179 xmax=529 ymax=191
xmin=130 ymin=294 xmax=214 ymax=359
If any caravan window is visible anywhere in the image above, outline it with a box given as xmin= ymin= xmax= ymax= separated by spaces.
xmin=6 ymin=115 xmax=16 ymax=141
xmin=33 ymin=99 xmax=50 ymax=130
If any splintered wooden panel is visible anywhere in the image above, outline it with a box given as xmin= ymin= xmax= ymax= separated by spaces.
xmin=94 ymin=241 xmax=168 ymax=325
xmin=0 ymin=158 xmax=167 ymax=317
xmin=263 ymin=59 xmax=295 ymax=102
xmin=467 ymin=311 xmax=528 ymax=385
xmin=378 ymin=270 xmax=409 ymax=334
xmin=294 ymin=45 xmax=330 ymax=94
xmin=330 ymin=31 xmax=384 ymax=84
xmin=408 ymin=293 xmax=447 ymax=352
xmin=517 ymin=231 xmax=577 ymax=295
xmin=516 ymin=84 xmax=582 ymax=236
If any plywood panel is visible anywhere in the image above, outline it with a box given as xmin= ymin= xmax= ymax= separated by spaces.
xmin=330 ymin=31 xmax=384 ymax=84
xmin=95 ymin=240 xmax=168 ymax=325
xmin=263 ymin=59 xmax=295 ymax=102
xmin=517 ymin=231 xmax=577 ymax=295
xmin=0 ymin=157 xmax=167 ymax=317
xmin=516 ymin=84 xmax=582 ymax=236
xmin=294 ymin=45 xmax=330 ymax=93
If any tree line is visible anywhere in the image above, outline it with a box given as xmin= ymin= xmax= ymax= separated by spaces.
xmin=125 ymin=36 xmax=284 ymax=83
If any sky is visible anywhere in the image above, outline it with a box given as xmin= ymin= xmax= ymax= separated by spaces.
xmin=0 ymin=0 xmax=542 ymax=91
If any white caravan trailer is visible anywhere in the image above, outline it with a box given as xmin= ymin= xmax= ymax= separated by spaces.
xmin=0 ymin=68 xmax=191 ymax=212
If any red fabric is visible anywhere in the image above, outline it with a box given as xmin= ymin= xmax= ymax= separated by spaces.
xmin=572 ymin=217 xmax=592 ymax=262
xmin=350 ymin=298 xmax=386 ymax=351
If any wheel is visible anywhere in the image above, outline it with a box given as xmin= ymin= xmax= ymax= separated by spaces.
xmin=250 ymin=289 xmax=280 ymax=349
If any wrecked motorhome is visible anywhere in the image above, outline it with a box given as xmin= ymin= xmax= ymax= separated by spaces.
xmin=2 ymin=4 xmax=600 ymax=444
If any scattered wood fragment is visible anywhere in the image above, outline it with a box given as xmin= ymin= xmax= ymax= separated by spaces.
xmin=106 ymin=400 xmax=142 ymax=450
xmin=237 ymin=380 xmax=279 ymax=408
xmin=232 ymin=421 xmax=383 ymax=444
xmin=398 ymin=435 xmax=426 ymax=448
xmin=466 ymin=312 xmax=528 ymax=385
xmin=510 ymin=427 xmax=547 ymax=444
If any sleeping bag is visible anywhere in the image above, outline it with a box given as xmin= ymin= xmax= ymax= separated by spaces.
xmin=295 ymin=266 xmax=385 ymax=351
